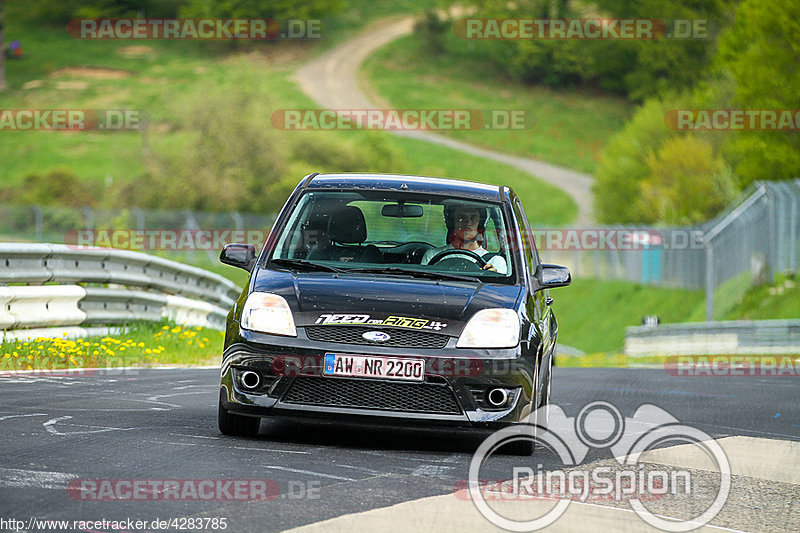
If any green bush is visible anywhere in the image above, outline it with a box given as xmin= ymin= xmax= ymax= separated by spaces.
xmin=0 ymin=169 xmax=101 ymax=207
xmin=114 ymin=87 xmax=289 ymax=213
xmin=716 ymin=0 xmax=800 ymax=186
xmin=414 ymin=9 xmax=450 ymax=55
xmin=639 ymin=135 xmax=735 ymax=224
xmin=593 ymin=98 xmax=676 ymax=223
xmin=452 ymin=0 xmax=734 ymax=100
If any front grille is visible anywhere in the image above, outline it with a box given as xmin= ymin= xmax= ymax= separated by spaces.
xmin=304 ymin=326 xmax=449 ymax=349
xmin=282 ymin=377 xmax=462 ymax=414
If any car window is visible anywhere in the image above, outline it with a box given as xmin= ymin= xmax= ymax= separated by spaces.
xmin=269 ymin=190 xmax=514 ymax=280
xmin=352 ymin=201 xmax=447 ymax=246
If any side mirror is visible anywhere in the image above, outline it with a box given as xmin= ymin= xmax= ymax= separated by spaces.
xmin=220 ymin=243 xmax=256 ymax=271
xmin=535 ymin=264 xmax=571 ymax=288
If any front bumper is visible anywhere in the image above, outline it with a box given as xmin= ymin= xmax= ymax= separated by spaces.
xmin=219 ymin=327 xmax=537 ymax=429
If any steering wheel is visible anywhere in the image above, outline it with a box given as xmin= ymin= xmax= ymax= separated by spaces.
xmin=428 ymin=249 xmax=487 ymax=268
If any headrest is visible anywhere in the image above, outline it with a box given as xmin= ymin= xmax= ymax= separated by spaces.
xmin=328 ymin=206 xmax=367 ymax=244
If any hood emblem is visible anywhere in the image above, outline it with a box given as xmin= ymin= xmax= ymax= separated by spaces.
xmin=362 ymin=331 xmax=391 ymax=343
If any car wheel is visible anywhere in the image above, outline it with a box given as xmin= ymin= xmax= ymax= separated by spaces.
xmin=218 ymin=397 xmax=260 ymax=437
xmin=502 ymin=438 xmax=534 ymax=456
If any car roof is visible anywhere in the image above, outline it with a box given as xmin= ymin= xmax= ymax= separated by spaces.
xmin=304 ymin=173 xmax=505 ymax=202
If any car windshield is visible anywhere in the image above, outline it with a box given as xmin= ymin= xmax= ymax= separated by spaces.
xmin=269 ymin=190 xmax=514 ymax=280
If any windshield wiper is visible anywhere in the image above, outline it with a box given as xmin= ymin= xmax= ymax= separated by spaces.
xmin=270 ymin=258 xmax=348 ymax=273
xmin=346 ymin=266 xmax=480 ymax=283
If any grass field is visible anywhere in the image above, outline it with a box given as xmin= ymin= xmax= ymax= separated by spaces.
xmin=0 ymin=17 xmax=577 ymax=227
xmin=555 ymin=273 xmax=800 ymax=354
xmin=361 ymin=35 xmax=634 ymax=174
xmin=554 ymin=278 xmax=704 ymax=353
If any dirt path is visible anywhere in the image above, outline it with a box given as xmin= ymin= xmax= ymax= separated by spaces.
xmin=294 ymin=17 xmax=595 ymax=226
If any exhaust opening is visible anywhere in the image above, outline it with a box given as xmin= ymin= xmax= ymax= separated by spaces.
xmin=240 ymin=370 xmax=261 ymax=390
xmin=486 ymin=388 xmax=510 ymax=408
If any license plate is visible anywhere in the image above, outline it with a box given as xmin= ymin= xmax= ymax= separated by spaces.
xmin=323 ymin=353 xmax=424 ymax=381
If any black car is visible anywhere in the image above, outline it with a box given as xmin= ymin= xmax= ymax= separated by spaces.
xmin=217 ymin=173 xmax=570 ymax=454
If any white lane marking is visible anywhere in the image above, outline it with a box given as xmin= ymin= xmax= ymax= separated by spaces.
xmin=335 ymin=464 xmax=382 ymax=475
xmin=262 ymin=466 xmax=357 ymax=482
xmin=410 ymin=464 xmax=455 ymax=477
xmin=356 ymin=450 xmax=465 ymax=462
xmin=0 ymin=413 xmax=48 ymax=421
xmin=146 ymin=439 xmax=310 ymax=455
xmin=169 ymin=433 xmax=222 ymax=440
xmin=0 ymin=467 xmax=76 ymax=489
xmin=43 ymin=416 xmax=137 ymax=436
xmin=145 ymin=390 xmax=215 ymax=408
xmin=699 ymin=423 xmax=800 ymax=441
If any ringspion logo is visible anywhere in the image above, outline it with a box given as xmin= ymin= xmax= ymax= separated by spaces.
xmin=468 ymin=402 xmax=730 ymax=531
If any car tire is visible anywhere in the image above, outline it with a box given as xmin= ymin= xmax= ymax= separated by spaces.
xmin=503 ymin=438 xmax=534 ymax=456
xmin=218 ymin=398 xmax=260 ymax=437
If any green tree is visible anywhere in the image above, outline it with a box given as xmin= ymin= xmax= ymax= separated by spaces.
xmin=179 ymin=0 xmax=343 ymax=20
xmin=0 ymin=0 xmax=5 ymax=91
xmin=639 ymin=135 xmax=735 ymax=224
xmin=716 ymin=0 xmax=800 ymax=185
xmin=0 ymin=170 xmax=101 ymax=207
xmin=593 ymin=98 xmax=676 ymax=223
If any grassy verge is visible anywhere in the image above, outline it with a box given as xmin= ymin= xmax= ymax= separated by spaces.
xmin=0 ymin=321 xmax=224 ymax=371
xmin=555 ymin=273 xmax=800 ymax=357
xmin=361 ymin=35 xmax=634 ymax=174
xmin=554 ymin=278 xmax=705 ymax=354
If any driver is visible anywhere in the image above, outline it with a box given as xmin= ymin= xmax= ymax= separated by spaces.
xmin=421 ymin=205 xmax=507 ymax=274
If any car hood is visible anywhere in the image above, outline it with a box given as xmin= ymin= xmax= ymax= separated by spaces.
xmin=252 ymin=269 xmax=522 ymax=336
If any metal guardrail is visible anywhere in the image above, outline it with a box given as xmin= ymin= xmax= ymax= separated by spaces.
xmin=0 ymin=244 xmax=242 ymax=337
xmin=625 ymin=319 xmax=800 ymax=356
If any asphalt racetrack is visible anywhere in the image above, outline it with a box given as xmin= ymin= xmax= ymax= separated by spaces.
xmin=0 ymin=367 xmax=798 ymax=532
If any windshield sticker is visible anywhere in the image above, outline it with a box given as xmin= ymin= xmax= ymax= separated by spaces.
xmin=315 ymin=314 xmax=447 ymax=331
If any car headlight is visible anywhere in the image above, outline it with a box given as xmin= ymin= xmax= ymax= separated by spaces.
xmin=456 ymin=308 xmax=520 ymax=348
xmin=240 ymin=292 xmax=296 ymax=337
